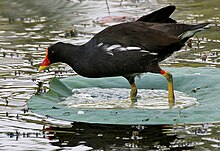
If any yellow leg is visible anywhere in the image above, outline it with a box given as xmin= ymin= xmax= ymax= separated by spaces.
xmin=161 ymin=70 xmax=175 ymax=107
xmin=130 ymin=83 xmax=137 ymax=100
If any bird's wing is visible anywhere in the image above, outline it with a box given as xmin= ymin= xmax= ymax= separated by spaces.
xmin=136 ymin=5 xmax=177 ymax=23
xmin=83 ymin=22 xmax=184 ymax=76
xmin=148 ymin=23 xmax=204 ymax=37
xmin=89 ymin=22 xmax=180 ymax=53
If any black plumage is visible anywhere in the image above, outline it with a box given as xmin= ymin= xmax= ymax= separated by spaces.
xmin=47 ymin=21 xmax=208 ymax=78
xmin=39 ymin=5 xmax=209 ymax=105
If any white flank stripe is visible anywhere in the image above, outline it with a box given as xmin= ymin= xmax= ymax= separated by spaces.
xmin=102 ymin=44 xmax=108 ymax=50
xmin=102 ymin=44 xmax=154 ymax=56
xmin=140 ymin=50 xmax=150 ymax=53
xmin=97 ymin=43 xmax=103 ymax=47
xmin=118 ymin=47 xmax=127 ymax=51
xmin=149 ymin=52 xmax=158 ymax=55
xmin=106 ymin=44 xmax=121 ymax=51
xmin=126 ymin=46 xmax=141 ymax=50
xmin=106 ymin=52 xmax=114 ymax=56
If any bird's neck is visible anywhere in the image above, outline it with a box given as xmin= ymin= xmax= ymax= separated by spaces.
xmin=59 ymin=43 xmax=85 ymax=67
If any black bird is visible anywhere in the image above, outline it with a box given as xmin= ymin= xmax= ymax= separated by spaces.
xmin=39 ymin=6 xmax=209 ymax=107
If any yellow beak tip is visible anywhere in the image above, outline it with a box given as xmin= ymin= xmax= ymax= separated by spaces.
xmin=38 ymin=66 xmax=47 ymax=72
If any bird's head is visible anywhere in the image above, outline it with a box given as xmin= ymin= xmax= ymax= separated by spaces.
xmin=38 ymin=42 xmax=63 ymax=71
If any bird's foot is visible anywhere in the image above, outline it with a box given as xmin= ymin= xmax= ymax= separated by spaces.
xmin=130 ymin=83 xmax=137 ymax=100
xmin=168 ymin=97 xmax=175 ymax=108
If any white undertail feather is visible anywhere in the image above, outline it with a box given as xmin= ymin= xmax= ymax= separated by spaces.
xmin=179 ymin=27 xmax=206 ymax=40
xmin=179 ymin=29 xmax=204 ymax=39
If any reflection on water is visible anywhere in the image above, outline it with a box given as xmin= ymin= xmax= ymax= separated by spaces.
xmin=46 ymin=124 xmax=185 ymax=150
xmin=42 ymin=123 xmax=220 ymax=150
xmin=0 ymin=0 xmax=219 ymax=150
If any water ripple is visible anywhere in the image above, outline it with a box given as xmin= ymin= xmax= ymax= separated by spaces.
xmin=0 ymin=0 xmax=219 ymax=150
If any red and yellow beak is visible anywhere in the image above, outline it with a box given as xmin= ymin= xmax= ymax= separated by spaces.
xmin=38 ymin=48 xmax=50 ymax=71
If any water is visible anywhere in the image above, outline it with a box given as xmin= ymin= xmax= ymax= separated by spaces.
xmin=0 ymin=0 xmax=219 ymax=150
xmin=63 ymin=88 xmax=198 ymax=109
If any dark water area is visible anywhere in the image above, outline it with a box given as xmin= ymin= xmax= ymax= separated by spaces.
xmin=0 ymin=0 xmax=219 ymax=150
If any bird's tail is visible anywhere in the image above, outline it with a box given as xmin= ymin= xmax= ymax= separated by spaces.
xmin=179 ymin=23 xmax=209 ymax=42
xmin=137 ymin=5 xmax=177 ymax=23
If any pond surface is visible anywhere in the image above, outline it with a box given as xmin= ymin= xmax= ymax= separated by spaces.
xmin=0 ymin=0 xmax=219 ymax=150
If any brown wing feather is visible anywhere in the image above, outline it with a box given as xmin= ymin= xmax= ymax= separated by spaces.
xmin=93 ymin=22 xmax=180 ymax=51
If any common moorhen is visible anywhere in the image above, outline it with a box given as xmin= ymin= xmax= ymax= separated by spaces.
xmin=39 ymin=5 xmax=209 ymax=107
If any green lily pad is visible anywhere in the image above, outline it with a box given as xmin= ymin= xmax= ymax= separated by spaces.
xmin=28 ymin=67 xmax=220 ymax=125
